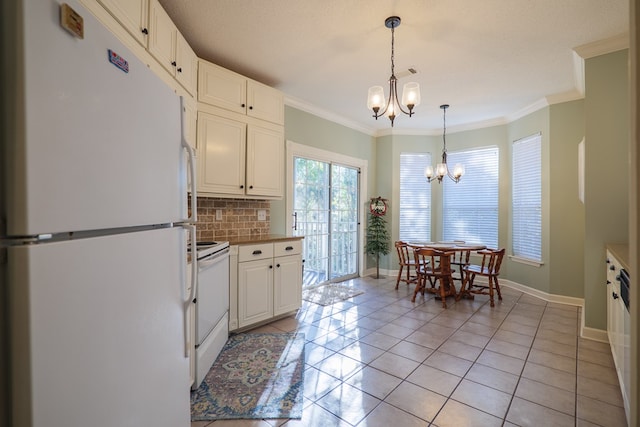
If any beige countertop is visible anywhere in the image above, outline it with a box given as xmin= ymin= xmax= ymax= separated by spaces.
xmin=606 ymin=243 xmax=630 ymax=272
xmin=228 ymin=234 xmax=304 ymax=246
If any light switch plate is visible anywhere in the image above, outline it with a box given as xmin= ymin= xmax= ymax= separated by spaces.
xmin=257 ymin=209 xmax=267 ymax=221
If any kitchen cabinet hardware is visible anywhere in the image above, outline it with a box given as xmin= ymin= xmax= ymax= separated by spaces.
xmin=171 ymin=61 xmax=177 ymax=66
xmin=177 ymin=67 xmax=182 ymax=72
xmin=252 ymin=250 xmax=262 ymax=255
xmin=141 ymin=28 xmax=148 ymax=34
xmin=285 ymin=246 xmax=294 ymax=251
xmin=610 ymin=265 xmax=616 ymax=270
xmin=612 ymin=292 xmax=619 ymax=299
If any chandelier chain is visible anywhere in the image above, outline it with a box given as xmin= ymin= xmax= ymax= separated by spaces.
xmin=442 ymin=105 xmax=447 ymax=154
xmin=390 ymin=23 xmax=395 ymax=77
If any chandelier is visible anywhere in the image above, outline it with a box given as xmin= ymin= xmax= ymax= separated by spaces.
xmin=367 ymin=16 xmax=421 ymax=127
xmin=425 ymin=104 xmax=465 ymax=183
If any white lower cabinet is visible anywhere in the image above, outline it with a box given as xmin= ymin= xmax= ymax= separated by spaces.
xmin=605 ymin=249 xmax=630 ymax=425
xmin=232 ymin=240 xmax=302 ymax=330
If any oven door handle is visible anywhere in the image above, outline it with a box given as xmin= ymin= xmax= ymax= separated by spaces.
xmin=184 ymin=223 xmax=198 ymax=358
xmin=198 ymin=247 xmax=230 ymax=269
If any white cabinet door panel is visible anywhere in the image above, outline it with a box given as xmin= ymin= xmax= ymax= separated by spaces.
xmin=197 ymin=113 xmax=246 ymax=195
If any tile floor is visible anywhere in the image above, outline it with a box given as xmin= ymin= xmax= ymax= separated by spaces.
xmin=192 ymin=276 xmax=627 ymax=427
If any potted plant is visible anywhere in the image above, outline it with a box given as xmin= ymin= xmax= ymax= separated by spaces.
xmin=365 ymin=197 xmax=390 ymax=279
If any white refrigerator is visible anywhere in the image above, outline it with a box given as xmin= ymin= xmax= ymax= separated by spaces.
xmin=1 ymin=0 xmax=196 ymax=426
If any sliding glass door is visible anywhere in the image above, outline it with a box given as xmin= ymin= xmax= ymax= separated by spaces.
xmin=293 ymin=157 xmax=359 ymax=288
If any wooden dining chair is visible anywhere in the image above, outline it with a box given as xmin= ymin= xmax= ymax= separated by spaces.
xmin=449 ymin=249 xmax=471 ymax=286
xmin=395 ymin=241 xmax=419 ymax=289
xmin=457 ymin=248 xmax=506 ymax=307
xmin=412 ymin=247 xmax=456 ymax=308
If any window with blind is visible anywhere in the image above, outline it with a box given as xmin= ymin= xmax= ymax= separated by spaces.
xmin=512 ymin=133 xmax=542 ymax=262
xmin=443 ymin=147 xmax=499 ymax=248
xmin=399 ymin=153 xmax=432 ymax=242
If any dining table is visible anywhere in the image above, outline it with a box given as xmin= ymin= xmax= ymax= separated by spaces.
xmin=408 ymin=242 xmax=486 ymax=300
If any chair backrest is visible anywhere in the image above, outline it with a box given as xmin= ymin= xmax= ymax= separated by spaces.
xmin=414 ymin=247 xmax=453 ymax=277
xmin=450 ymin=249 xmax=471 ymax=266
xmin=478 ymin=248 xmax=506 ymax=275
xmin=395 ymin=241 xmax=413 ymax=266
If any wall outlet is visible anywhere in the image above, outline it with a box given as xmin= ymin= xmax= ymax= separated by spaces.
xmin=215 ymin=209 xmax=223 ymax=221
xmin=257 ymin=209 xmax=267 ymax=221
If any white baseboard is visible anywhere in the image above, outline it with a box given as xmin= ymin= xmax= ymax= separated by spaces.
xmin=383 ymin=269 xmax=605 ymax=341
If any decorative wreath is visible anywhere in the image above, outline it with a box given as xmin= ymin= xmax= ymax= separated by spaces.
xmin=369 ymin=197 xmax=388 ymax=216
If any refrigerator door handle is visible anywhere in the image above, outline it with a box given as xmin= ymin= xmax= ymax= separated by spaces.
xmin=181 ymin=97 xmax=197 ymax=223
xmin=184 ymin=223 xmax=198 ymax=358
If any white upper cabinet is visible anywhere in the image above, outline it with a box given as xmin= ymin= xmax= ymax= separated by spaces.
xmin=247 ymin=80 xmax=285 ymax=125
xmin=197 ymin=112 xmax=247 ymax=196
xmin=175 ymin=33 xmax=198 ymax=97
xmin=198 ymin=60 xmax=284 ymax=125
xmin=148 ymin=0 xmax=198 ymax=96
xmin=97 ymin=0 xmax=149 ymax=46
xmin=246 ymin=125 xmax=283 ymax=197
xmin=196 ymin=111 xmax=283 ymax=199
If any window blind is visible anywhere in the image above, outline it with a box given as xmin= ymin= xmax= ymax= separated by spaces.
xmin=512 ymin=134 xmax=542 ymax=262
xmin=399 ymin=153 xmax=431 ymax=242
xmin=443 ymin=147 xmax=499 ymax=248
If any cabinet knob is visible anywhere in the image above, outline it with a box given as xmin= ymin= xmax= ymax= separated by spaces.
xmin=171 ymin=61 xmax=177 ymax=67
xmin=249 ymin=106 xmax=253 ymax=110
xmin=276 ymin=263 xmax=280 ymax=268
xmin=249 ymin=185 xmax=253 ymax=189
xmin=240 ymin=185 xmax=244 ymax=189
xmin=607 ymin=280 xmax=611 ymax=285
xmin=613 ymin=292 xmax=619 ymax=299
xmin=141 ymin=28 xmax=148 ymax=35
xmin=177 ymin=67 xmax=182 ymax=73
xmin=610 ymin=265 xmax=616 ymax=271
xmin=241 ymin=103 xmax=245 ymax=108
xmin=269 ymin=265 xmax=273 ymax=269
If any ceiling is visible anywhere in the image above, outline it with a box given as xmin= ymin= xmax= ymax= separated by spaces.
xmin=158 ymin=0 xmax=629 ymax=135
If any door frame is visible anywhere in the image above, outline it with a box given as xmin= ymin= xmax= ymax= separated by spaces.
xmin=285 ymin=140 xmax=368 ymax=280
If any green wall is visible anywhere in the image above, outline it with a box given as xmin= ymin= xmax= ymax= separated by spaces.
xmin=278 ymin=48 xmax=628 ymax=331
xmin=548 ymin=100 xmax=586 ymax=299
xmin=584 ymin=49 xmax=629 ymax=329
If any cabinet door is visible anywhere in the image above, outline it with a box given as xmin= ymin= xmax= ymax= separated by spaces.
xmin=148 ymin=0 xmax=177 ymax=75
xmin=247 ymin=80 xmax=284 ymax=125
xmin=238 ymin=258 xmax=274 ymax=327
xmin=198 ymin=61 xmax=247 ymax=114
xmin=175 ymin=32 xmax=198 ymax=96
xmin=197 ymin=113 xmax=246 ymax=196
xmin=98 ymin=0 xmax=149 ymax=46
xmin=273 ymin=255 xmax=302 ymax=316
xmin=246 ymin=125 xmax=283 ymax=197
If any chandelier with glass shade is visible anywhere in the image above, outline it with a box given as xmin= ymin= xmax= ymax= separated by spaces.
xmin=425 ymin=104 xmax=464 ymax=183
xmin=366 ymin=16 xmax=421 ymax=127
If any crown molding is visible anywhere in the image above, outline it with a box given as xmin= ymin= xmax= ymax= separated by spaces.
xmin=284 ymin=95 xmax=377 ymax=136
xmin=573 ymin=32 xmax=629 ymax=59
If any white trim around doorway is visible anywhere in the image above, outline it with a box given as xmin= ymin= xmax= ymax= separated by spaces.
xmin=285 ymin=140 xmax=369 ymax=279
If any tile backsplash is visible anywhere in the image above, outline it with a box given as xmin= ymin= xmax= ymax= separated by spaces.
xmin=189 ymin=196 xmax=270 ymax=242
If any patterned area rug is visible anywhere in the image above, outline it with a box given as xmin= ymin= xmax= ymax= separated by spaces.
xmin=191 ymin=332 xmax=305 ymax=421
xmin=302 ymin=282 xmax=364 ymax=306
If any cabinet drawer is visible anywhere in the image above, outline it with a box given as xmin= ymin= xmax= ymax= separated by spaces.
xmin=238 ymin=243 xmax=273 ymax=262
xmin=274 ymin=240 xmax=302 ymax=257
